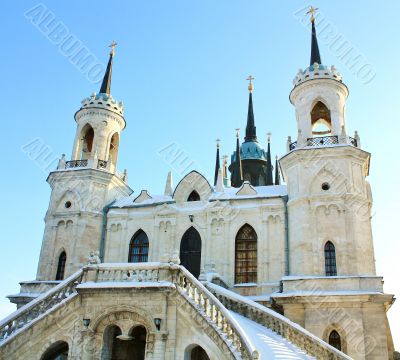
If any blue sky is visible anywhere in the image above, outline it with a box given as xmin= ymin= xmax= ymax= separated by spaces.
xmin=1 ymin=0 xmax=399 ymax=350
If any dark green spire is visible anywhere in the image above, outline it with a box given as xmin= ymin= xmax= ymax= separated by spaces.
xmin=307 ymin=7 xmax=322 ymax=66
xmin=232 ymin=130 xmax=243 ymax=187
xmin=99 ymin=41 xmax=117 ymax=94
xmin=266 ymin=134 xmax=273 ymax=185
xmin=245 ymin=76 xmax=257 ymax=142
xmin=214 ymin=140 xmax=221 ymax=186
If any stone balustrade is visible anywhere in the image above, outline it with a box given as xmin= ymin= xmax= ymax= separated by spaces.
xmin=206 ymin=282 xmax=352 ymax=360
xmin=0 ymin=270 xmax=83 ymax=344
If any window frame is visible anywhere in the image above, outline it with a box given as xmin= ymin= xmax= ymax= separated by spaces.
xmin=235 ymin=224 xmax=258 ymax=284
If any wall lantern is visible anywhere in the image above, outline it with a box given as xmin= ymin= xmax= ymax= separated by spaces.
xmin=189 ymin=214 xmax=194 ymax=222
xmin=83 ymin=318 xmax=91 ymax=328
xmin=154 ymin=318 xmax=162 ymax=331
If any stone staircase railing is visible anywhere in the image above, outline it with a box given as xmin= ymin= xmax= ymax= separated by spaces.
xmin=206 ymin=282 xmax=352 ymax=360
xmin=175 ymin=265 xmax=259 ymax=360
xmin=0 ymin=270 xmax=83 ymax=345
xmin=0 ymin=264 xmax=258 ymax=359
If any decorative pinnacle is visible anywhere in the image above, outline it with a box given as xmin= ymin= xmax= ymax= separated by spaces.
xmin=216 ymin=138 xmax=221 ymax=148
xmin=235 ymin=128 xmax=240 ymax=138
xmin=267 ymin=132 xmax=272 ymax=143
xmin=246 ymin=75 xmax=255 ymax=93
xmin=307 ymin=6 xmax=318 ymax=22
xmin=109 ymin=40 xmax=117 ymax=56
xmin=222 ymin=154 xmax=228 ymax=165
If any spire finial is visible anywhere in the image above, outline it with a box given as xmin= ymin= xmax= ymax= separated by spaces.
xmin=246 ymin=75 xmax=255 ymax=93
xmin=307 ymin=6 xmax=318 ymax=23
xmin=216 ymin=138 xmax=220 ymax=148
xmin=267 ymin=132 xmax=272 ymax=143
xmin=235 ymin=128 xmax=240 ymax=138
xmin=109 ymin=40 xmax=117 ymax=56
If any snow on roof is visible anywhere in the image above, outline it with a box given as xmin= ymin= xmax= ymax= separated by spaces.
xmin=230 ymin=312 xmax=315 ymax=360
xmin=272 ymin=290 xmax=384 ymax=297
xmin=111 ymin=185 xmax=287 ymax=209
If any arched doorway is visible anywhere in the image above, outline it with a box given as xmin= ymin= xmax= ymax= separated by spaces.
xmin=180 ymin=227 xmax=202 ymax=278
xmin=101 ymin=325 xmax=147 ymax=360
xmin=329 ymin=330 xmax=342 ymax=351
xmin=235 ymin=224 xmax=257 ymax=284
xmin=41 ymin=341 xmax=69 ymax=360
xmin=191 ymin=345 xmax=210 ymax=360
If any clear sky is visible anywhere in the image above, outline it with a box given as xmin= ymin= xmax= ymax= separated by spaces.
xmin=1 ymin=0 xmax=399 ymax=350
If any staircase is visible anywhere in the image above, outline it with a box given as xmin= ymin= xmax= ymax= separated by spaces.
xmin=0 ymin=263 xmax=352 ymax=359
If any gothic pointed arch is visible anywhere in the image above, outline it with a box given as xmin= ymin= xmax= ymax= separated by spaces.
xmin=180 ymin=226 xmax=202 ymax=278
xmin=55 ymin=251 xmax=67 ymax=281
xmin=80 ymin=123 xmax=95 ymax=160
xmin=187 ymin=190 xmax=200 ymax=202
xmin=185 ymin=344 xmax=210 ymax=360
xmin=235 ymin=224 xmax=257 ymax=284
xmin=328 ymin=330 xmax=342 ymax=351
xmin=310 ymin=100 xmax=332 ymax=135
xmin=40 ymin=340 xmax=69 ymax=360
xmin=128 ymin=230 xmax=149 ymax=263
xmin=173 ymin=170 xmax=212 ymax=203
xmin=324 ymin=241 xmax=337 ymax=276
xmin=108 ymin=132 xmax=120 ymax=165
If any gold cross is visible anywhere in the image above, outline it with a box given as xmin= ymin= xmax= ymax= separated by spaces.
xmin=306 ymin=6 xmax=318 ymax=22
xmin=109 ymin=40 xmax=118 ymax=56
xmin=246 ymin=75 xmax=255 ymax=92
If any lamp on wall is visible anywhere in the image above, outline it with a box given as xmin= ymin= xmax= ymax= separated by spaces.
xmin=189 ymin=214 xmax=194 ymax=222
xmin=83 ymin=318 xmax=91 ymax=328
xmin=154 ymin=318 xmax=162 ymax=331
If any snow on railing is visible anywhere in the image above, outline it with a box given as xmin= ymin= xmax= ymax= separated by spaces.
xmin=206 ymin=282 xmax=352 ymax=360
xmin=0 ymin=270 xmax=83 ymax=344
xmin=0 ymin=263 xmax=259 ymax=359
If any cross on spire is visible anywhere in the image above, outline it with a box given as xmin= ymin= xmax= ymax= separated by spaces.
xmin=246 ymin=75 xmax=255 ymax=93
xmin=109 ymin=40 xmax=118 ymax=56
xmin=307 ymin=6 xmax=318 ymax=23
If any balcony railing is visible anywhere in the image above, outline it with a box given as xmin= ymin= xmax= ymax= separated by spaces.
xmin=289 ymin=135 xmax=358 ymax=151
xmin=65 ymin=160 xmax=88 ymax=168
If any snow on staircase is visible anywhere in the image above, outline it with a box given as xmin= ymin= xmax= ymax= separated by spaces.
xmin=206 ymin=282 xmax=353 ymax=360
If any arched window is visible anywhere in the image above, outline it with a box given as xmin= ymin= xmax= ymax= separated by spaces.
xmin=187 ymin=190 xmax=200 ymax=202
xmin=191 ymin=345 xmax=210 ymax=360
xmin=329 ymin=330 xmax=342 ymax=351
xmin=109 ymin=132 xmax=119 ymax=165
xmin=325 ymin=241 xmax=337 ymax=276
xmin=56 ymin=251 xmax=67 ymax=281
xmin=311 ymin=101 xmax=332 ymax=136
xmin=41 ymin=340 xmax=69 ymax=360
xmin=235 ymin=224 xmax=257 ymax=284
xmin=180 ymin=227 xmax=202 ymax=278
xmin=128 ymin=230 xmax=149 ymax=263
xmin=80 ymin=124 xmax=94 ymax=160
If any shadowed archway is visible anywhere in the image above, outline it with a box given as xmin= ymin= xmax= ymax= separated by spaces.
xmin=180 ymin=227 xmax=202 ymax=278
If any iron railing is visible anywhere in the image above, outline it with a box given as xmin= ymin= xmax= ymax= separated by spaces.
xmin=289 ymin=135 xmax=358 ymax=151
xmin=65 ymin=160 xmax=88 ymax=168
xmin=97 ymin=160 xmax=108 ymax=169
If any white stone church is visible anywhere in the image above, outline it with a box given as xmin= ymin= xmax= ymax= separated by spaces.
xmin=0 ymin=9 xmax=395 ymax=360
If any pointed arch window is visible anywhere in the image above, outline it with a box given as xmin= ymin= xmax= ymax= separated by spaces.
xmin=328 ymin=330 xmax=342 ymax=351
xmin=128 ymin=230 xmax=149 ymax=263
xmin=325 ymin=241 xmax=337 ymax=276
xmin=235 ymin=224 xmax=257 ymax=284
xmin=187 ymin=190 xmax=200 ymax=202
xmin=311 ymin=101 xmax=332 ymax=136
xmin=55 ymin=251 xmax=66 ymax=281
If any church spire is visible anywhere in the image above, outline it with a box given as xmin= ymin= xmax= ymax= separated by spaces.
xmin=245 ymin=76 xmax=257 ymax=142
xmin=232 ymin=129 xmax=243 ymax=187
xmin=307 ymin=6 xmax=321 ymax=66
xmin=99 ymin=41 xmax=117 ymax=95
xmin=214 ymin=139 xmax=221 ymax=186
xmin=266 ymin=133 xmax=274 ymax=185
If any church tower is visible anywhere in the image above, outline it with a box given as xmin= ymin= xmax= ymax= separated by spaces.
xmin=35 ymin=43 xmax=132 ymax=282
xmin=276 ymin=8 xmax=394 ymax=358
xmin=229 ymin=78 xmax=274 ymax=187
